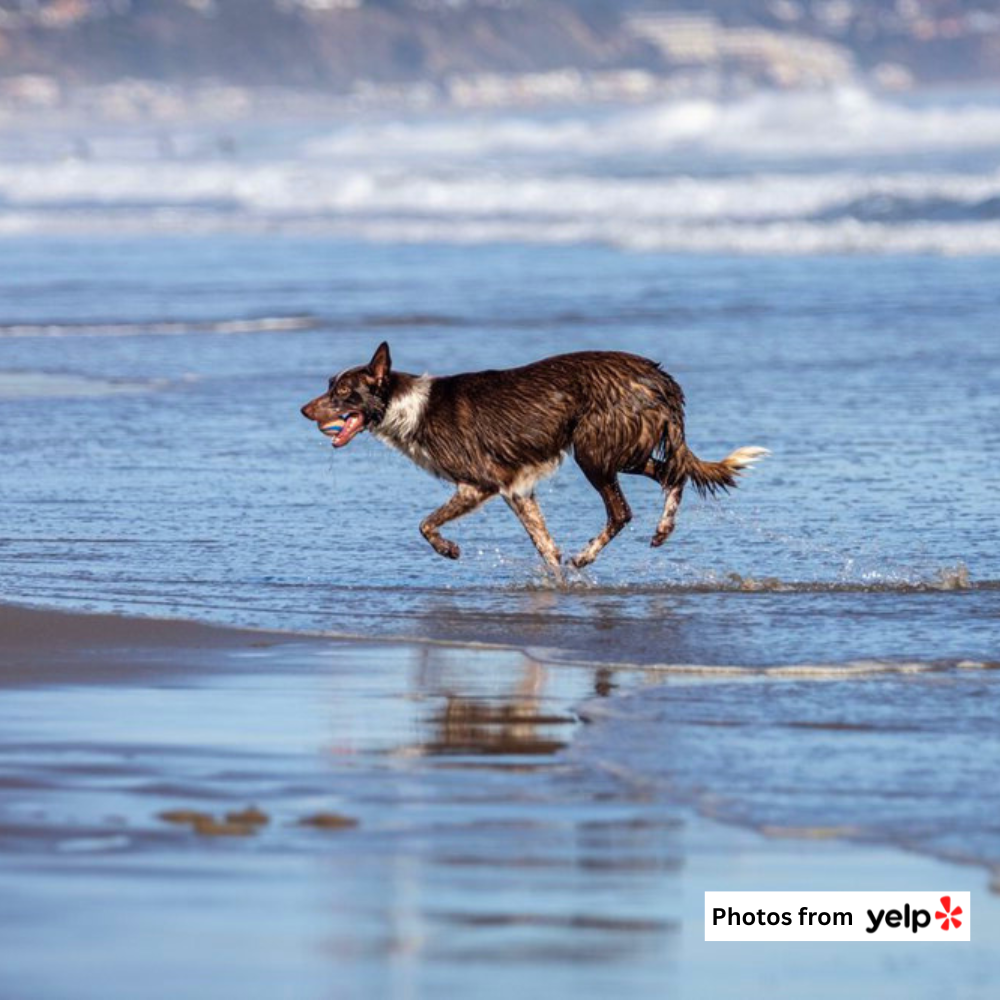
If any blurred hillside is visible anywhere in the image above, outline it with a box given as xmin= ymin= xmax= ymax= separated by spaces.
xmin=2 ymin=0 xmax=999 ymax=118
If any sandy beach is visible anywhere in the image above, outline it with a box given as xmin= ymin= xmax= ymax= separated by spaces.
xmin=1 ymin=601 xmax=996 ymax=999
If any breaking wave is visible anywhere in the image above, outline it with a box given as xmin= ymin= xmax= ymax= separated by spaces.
xmin=515 ymin=565 xmax=988 ymax=595
xmin=303 ymin=87 xmax=1000 ymax=162
xmin=0 ymin=315 xmax=318 ymax=338
xmin=3 ymin=88 xmax=1000 ymax=254
xmin=536 ymin=654 xmax=997 ymax=678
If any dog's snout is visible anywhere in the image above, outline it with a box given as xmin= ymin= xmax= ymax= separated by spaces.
xmin=301 ymin=401 xmax=316 ymax=420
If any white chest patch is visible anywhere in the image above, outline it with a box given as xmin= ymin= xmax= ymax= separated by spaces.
xmin=371 ymin=377 xmax=436 ymax=468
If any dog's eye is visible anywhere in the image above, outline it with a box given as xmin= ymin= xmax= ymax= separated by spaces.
xmin=335 ymin=384 xmax=351 ymax=398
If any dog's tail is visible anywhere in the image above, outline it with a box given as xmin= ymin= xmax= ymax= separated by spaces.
xmin=680 ymin=444 xmax=769 ymax=496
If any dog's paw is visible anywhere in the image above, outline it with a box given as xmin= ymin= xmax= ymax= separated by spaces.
xmin=434 ymin=539 xmax=461 ymax=560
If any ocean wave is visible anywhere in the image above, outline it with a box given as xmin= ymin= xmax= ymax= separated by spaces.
xmin=3 ymin=207 xmax=1000 ymax=255
xmin=164 ymin=565 xmax=985 ymax=598
xmin=3 ymin=167 xmax=1000 ymax=253
xmin=4 ymin=161 xmax=1000 ymax=222
xmin=3 ymin=89 xmax=1000 ymax=253
xmin=327 ymin=217 xmax=1000 ymax=255
xmin=812 ymin=191 xmax=1000 ymax=223
xmin=0 ymin=371 xmax=166 ymax=398
xmin=547 ymin=655 xmax=997 ymax=679
xmin=304 ymin=88 xmax=1000 ymax=162
xmin=0 ymin=315 xmax=318 ymax=338
xmin=517 ymin=566 xmax=986 ymax=595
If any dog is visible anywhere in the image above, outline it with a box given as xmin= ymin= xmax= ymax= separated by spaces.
xmin=301 ymin=342 xmax=767 ymax=573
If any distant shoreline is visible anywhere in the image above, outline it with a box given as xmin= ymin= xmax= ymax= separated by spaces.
xmin=3 ymin=77 xmax=1000 ymax=136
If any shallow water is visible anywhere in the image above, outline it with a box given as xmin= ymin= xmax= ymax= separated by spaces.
xmin=1 ymin=238 xmax=997 ymax=664
xmin=576 ymin=664 xmax=1000 ymax=868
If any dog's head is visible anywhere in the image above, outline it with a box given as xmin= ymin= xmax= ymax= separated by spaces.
xmin=300 ymin=341 xmax=392 ymax=448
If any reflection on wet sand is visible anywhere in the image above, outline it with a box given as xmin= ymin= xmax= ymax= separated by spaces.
xmin=423 ymin=697 xmax=572 ymax=757
xmin=402 ymin=653 xmax=574 ymax=759
xmin=4 ymin=606 xmax=998 ymax=998
xmin=0 ymin=608 xmax=684 ymax=997
xmin=344 ymin=645 xmax=682 ymax=971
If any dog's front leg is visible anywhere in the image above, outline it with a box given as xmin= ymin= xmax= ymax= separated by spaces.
xmin=504 ymin=494 xmax=563 ymax=579
xmin=420 ymin=483 xmax=495 ymax=560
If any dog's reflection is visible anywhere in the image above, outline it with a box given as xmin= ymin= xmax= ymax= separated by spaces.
xmin=404 ymin=650 xmax=579 ymax=759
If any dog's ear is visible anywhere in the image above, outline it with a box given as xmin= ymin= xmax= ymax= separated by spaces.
xmin=368 ymin=341 xmax=391 ymax=383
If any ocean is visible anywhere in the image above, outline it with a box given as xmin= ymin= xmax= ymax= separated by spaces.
xmin=1 ymin=86 xmax=999 ymax=878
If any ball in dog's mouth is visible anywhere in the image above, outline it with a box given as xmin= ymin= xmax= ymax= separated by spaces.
xmin=320 ymin=412 xmax=365 ymax=448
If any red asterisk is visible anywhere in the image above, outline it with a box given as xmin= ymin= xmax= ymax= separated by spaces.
xmin=935 ymin=895 xmax=963 ymax=931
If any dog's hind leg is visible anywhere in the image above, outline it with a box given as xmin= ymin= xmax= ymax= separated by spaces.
xmin=651 ymin=482 xmax=684 ymax=548
xmin=420 ymin=483 xmax=495 ymax=560
xmin=504 ymin=494 xmax=563 ymax=577
xmin=629 ymin=458 xmax=684 ymax=548
xmin=570 ymin=473 xmax=632 ymax=569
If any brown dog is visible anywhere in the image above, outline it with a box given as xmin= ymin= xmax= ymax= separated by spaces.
xmin=301 ymin=343 xmax=766 ymax=573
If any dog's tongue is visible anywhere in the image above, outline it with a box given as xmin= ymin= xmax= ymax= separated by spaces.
xmin=329 ymin=412 xmax=364 ymax=448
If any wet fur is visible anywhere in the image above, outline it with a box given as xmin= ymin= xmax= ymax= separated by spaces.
xmin=301 ymin=343 xmax=766 ymax=573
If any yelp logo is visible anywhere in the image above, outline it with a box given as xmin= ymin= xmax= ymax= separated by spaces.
xmin=935 ymin=895 xmax=963 ymax=931
xmin=866 ymin=894 xmax=966 ymax=935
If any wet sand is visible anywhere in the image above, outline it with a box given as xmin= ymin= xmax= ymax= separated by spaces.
xmin=0 ymin=602 xmax=997 ymax=999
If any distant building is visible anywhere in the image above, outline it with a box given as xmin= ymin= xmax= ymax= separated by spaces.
xmin=278 ymin=0 xmax=362 ymax=10
xmin=627 ymin=11 xmax=855 ymax=87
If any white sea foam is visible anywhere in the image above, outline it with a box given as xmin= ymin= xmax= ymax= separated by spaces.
xmin=3 ymin=157 xmax=1000 ymax=222
xmin=304 ymin=87 xmax=1000 ymax=161
xmin=2 ymin=89 xmax=1000 ymax=254
xmin=0 ymin=316 xmax=316 ymax=338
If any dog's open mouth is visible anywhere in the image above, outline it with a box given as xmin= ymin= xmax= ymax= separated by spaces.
xmin=320 ymin=412 xmax=365 ymax=448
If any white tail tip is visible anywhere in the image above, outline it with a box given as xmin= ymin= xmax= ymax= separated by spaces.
xmin=725 ymin=446 xmax=770 ymax=471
